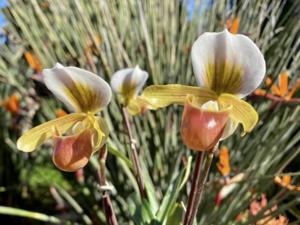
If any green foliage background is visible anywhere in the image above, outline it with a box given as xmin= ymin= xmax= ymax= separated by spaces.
xmin=0 ymin=0 xmax=300 ymax=224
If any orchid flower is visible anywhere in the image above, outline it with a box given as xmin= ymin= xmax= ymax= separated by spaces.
xmin=140 ymin=30 xmax=266 ymax=150
xmin=110 ymin=65 xmax=150 ymax=115
xmin=17 ymin=63 xmax=111 ymax=172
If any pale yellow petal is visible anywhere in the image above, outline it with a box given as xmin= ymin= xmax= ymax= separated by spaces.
xmin=17 ymin=113 xmax=87 ymax=152
xmin=126 ymin=96 xmax=157 ymax=115
xmin=90 ymin=116 xmax=109 ymax=150
xmin=141 ymin=84 xmax=217 ymax=109
xmin=127 ymin=99 xmax=142 ymax=115
xmin=218 ymin=93 xmax=258 ymax=133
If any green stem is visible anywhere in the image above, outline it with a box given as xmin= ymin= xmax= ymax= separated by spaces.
xmin=0 ymin=206 xmax=60 ymax=224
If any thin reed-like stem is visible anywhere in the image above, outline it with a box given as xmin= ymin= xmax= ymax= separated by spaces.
xmin=183 ymin=152 xmax=204 ymax=225
xmin=183 ymin=150 xmax=214 ymax=225
xmin=97 ymin=145 xmax=119 ymax=225
xmin=121 ymin=107 xmax=146 ymax=199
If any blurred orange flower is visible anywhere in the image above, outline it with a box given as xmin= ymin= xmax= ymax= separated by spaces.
xmin=55 ymin=109 xmax=67 ymax=118
xmin=255 ymin=71 xmax=300 ymax=101
xmin=217 ymin=146 xmax=231 ymax=177
xmin=226 ymin=16 xmax=240 ymax=34
xmin=24 ymin=51 xmax=42 ymax=72
xmin=2 ymin=94 xmax=20 ymax=114
xmin=274 ymin=175 xmax=300 ymax=191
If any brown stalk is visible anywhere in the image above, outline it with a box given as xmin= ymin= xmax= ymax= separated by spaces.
xmin=183 ymin=152 xmax=204 ymax=225
xmin=183 ymin=149 xmax=215 ymax=225
xmin=121 ymin=107 xmax=146 ymax=199
xmin=97 ymin=145 xmax=119 ymax=225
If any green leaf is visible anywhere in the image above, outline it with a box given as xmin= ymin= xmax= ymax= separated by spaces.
xmin=0 ymin=206 xmax=60 ymax=224
xmin=107 ymin=141 xmax=133 ymax=169
xmin=165 ymin=203 xmax=185 ymax=225
xmin=133 ymin=199 xmax=157 ymax=225
xmin=157 ymin=156 xmax=192 ymax=223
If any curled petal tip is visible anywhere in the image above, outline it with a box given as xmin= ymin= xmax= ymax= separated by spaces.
xmin=52 ymin=129 xmax=93 ymax=172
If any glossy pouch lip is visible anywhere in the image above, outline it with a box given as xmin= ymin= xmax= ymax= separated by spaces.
xmin=52 ymin=129 xmax=94 ymax=172
xmin=180 ymin=96 xmax=231 ymax=151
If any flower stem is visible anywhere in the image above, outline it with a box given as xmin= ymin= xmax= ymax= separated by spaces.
xmin=183 ymin=152 xmax=204 ymax=225
xmin=121 ymin=107 xmax=146 ymax=199
xmin=183 ymin=150 xmax=215 ymax=225
xmin=98 ymin=145 xmax=119 ymax=225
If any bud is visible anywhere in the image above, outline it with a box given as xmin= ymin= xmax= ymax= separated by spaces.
xmin=52 ymin=129 xmax=93 ymax=172
xmin=181 ymin=96 xmax=229 ymax=151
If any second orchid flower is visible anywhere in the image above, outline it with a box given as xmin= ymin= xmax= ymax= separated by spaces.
xmin=17 ymin=64 xmax=111 ymax=172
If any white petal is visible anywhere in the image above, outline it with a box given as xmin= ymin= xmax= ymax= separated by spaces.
xmin=110 ymin=66 xmax=148 ymax=100
xmin=191 ymin=29 xmax=266 ymax=97
xmin=43 ymin=63 xmax=111 ymax=113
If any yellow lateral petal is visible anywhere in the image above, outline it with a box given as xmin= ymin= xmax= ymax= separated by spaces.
xmin=127 ymin=99 xmax=142 ymax=115
xmin=89 ymin=116 xmax=109 ymax=150
xmin=141 ymin=84 xmax=217 ymax=109
xmin=17 ymin=113 xmax=87 ymax=152
xmin=218 ymin=93 xmax=258 ymax=133
xmin=126 ymin=96 xmax=158 ymax=115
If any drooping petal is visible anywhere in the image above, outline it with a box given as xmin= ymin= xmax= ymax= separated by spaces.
xmin=17 ymin=113 xmax=87 ymax=152
xmin=126 ymin=96 xmax=157 ymax=115
xmin=89 ymin=116 xmax=109 ymax=150
xmin=43 ymin=63 xmax=111 ymax=113
xmin=191 ymin=29 xmax=266 ymax=97
xmin=110 ymin=66 xmax=148 ymax=104
xmin=141 ymin=84 xmax=218 ymax=109
xmin=126 ymin=98 xmax=142 ymax=115
xmin=52 ymin=129 xmax=93 ymax=172
xmin=181 ymin=96 xmax=230 ymax=151
xmin=218 ymin=93 xmax=258 ymax=134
